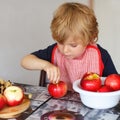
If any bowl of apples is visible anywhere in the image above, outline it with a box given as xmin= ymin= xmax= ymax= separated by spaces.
xmin=73 ymin=72 xmax=120 ymax=109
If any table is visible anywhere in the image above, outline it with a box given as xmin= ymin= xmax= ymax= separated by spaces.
xmin=2 ymin=83 xmax=120 ymax=120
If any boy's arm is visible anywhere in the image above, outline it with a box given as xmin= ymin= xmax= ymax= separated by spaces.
xmin=21 ymin=54 xmax=50 ymax=70
xmin=97 ymin=44 xmax=118 ymax=76
xmin=20 ymin=43 xmax=60 ymax=83
xmin=21 ymin=43 xmax=57 ymax=70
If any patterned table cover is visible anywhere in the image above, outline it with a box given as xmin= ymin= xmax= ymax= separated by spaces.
xmin=3 ymin=83 xmax=120 ymax=120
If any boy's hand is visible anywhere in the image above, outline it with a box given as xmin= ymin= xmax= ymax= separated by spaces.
xmin=44 ymin=62 xmax=60 ymax=84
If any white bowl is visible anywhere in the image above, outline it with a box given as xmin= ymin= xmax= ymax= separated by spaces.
xmin=73 ymin=78 xmax=120 ymax=109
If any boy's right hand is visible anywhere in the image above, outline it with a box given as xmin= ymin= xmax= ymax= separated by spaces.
xmin=44 ymin=62 xmax=60 ymax=84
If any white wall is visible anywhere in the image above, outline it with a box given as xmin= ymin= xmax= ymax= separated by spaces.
xmin=0 ymin=0 xmax=90 ymax=85
xmin=94 ymin=0 xmax=120 ymax=73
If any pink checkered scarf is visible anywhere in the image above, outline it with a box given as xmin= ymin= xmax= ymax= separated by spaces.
xmin=52 ymin=44 xmax=104 ymax=90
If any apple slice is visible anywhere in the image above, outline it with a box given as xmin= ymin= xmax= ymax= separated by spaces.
xmin=4 ymin=86 xmax=24 ymax=106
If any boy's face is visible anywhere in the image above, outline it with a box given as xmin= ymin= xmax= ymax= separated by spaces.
xmin=57 ymin=36 xmax=87 ymax=59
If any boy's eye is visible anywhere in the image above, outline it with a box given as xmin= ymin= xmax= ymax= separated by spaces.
xmin=70 ymin=44 xmax=77 ymax=47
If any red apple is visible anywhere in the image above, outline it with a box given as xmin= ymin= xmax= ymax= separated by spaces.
xmin=0 ymin=94 xmax=7 ymax=110
xmin=80 ymin=72 xmax=102 ymax=92
xmin=4 ymin=86 xmax=24 ymax=106
xmin=98 ymin=85 xmax=112 ymax=92
xmin=48 ymin=81 xmax=67 ymax=98
xmin=105 ymin=74 xmax=120 ymax=91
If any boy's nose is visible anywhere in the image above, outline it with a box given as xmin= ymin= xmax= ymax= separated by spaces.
xmin=63 ymin=46 xmax=69 ymax=55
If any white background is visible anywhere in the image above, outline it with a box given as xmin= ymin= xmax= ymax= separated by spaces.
xmin=94 ymin=0 xmax=120 ymax=73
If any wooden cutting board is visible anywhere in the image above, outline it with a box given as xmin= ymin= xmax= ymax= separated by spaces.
xmin=0 ymin=98 xmax=30 ymax=118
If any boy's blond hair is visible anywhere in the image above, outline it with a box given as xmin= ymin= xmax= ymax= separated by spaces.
xmin=50 ymin=2 xmax=98 ymax=46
